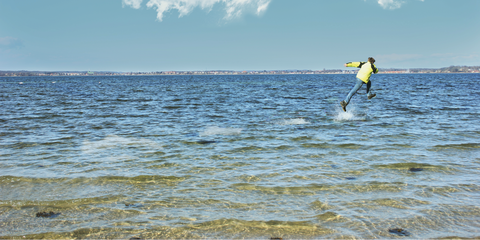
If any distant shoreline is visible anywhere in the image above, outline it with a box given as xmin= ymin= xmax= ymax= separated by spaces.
xmin=2 ymin=72 xmax=479 ymax=77
xmin=1 ymin=66 xmax=479 ymax=77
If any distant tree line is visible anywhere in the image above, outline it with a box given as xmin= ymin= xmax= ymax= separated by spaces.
xmin=1 ymin=66 xmax=480 ymax=77
xmin=441 ymin=66 xmax=480 ymax=72
xmin=406 ymin=66 xmax=480 ymax=73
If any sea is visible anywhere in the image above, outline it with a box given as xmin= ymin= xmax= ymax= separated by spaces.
xmin=1 ymin=73 xmax=479 ymax=239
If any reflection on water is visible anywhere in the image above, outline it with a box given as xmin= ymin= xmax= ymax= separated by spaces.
xmin=1 ymin=74 xmax=480 ymax=239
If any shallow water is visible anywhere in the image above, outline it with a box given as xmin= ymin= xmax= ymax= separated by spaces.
xmin=1 ymin=74 xmax=479 ymax=239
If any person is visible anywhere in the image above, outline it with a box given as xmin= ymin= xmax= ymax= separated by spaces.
xmin=340 ymin=57 xmax=379 ymax=112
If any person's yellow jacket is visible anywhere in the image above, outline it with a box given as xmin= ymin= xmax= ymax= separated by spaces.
xmin=345 ymin=61 xmax=379 ymax=83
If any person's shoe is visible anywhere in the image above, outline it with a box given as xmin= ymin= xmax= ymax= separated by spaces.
xmin=340 ymin=101 xmax=347 ymax=112
xmin=368 ymin=93 xmax=376 ymax=100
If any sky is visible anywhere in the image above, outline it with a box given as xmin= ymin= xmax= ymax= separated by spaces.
xmin=0 ymin=0 xmax=479 ymax=71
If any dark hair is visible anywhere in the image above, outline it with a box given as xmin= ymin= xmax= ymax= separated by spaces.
xmin=368 ymin=57 xmax=375 ymax=63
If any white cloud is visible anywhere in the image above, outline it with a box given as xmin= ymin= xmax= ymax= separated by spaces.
xmin=377 ymin=0 xmax=404 ymax=10
xmin=376 ymin=0 xmax=424 ymax=10
xmin=0 ymin=37 xmax=23 ymax=49
xmin=256 ymin=0 xmax=269 ymax=14
xmin=123 ymin=0 xmax=143 ymax=9
xmin=123 ymin=0 xmax=271 ymax=21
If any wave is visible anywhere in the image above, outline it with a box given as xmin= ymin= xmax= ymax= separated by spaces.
xmin=0 ymin=174 xmax=187 ymax=185
xmin=230 ymin=182 xmax=332 ymax=194
xmin=301 ymin=142 xmax=367 ymax=150
xmin=276 ymin=118 xmax=310 ymax=125
xmin=80 ymin=135 xmax=163 ymax=154
xmin=199 ymin=126 xmax=242 ymax=136
xmin=430 ymin=143 xmax=480 ymax=150
xmin=8 ymin=218 xmax=333 ymax=239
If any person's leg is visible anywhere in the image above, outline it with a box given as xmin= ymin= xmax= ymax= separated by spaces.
xmin=344 ymin=78 xmax=364 ymax=105
xmin=366 ymin=80 xmax=376 ymax=99
xmin=366 ymin=80 xmax=371 ymax=94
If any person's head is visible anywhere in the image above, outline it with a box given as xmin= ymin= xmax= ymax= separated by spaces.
xmin=368 ymin=57 xmax=375 ymax=64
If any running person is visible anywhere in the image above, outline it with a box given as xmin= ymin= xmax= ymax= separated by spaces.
xmin=340 ymin=57 xmax=379 ymax=112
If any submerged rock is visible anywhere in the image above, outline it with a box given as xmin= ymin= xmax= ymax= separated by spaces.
xmin=125 ymin=203 xmax=144 ymax=208
xmin=388 ymin=228 xmax=410 ymax=236
xmin=409 ymin=167 xmax=424 ymax=172
xmin=36 ymin=211 xmax=60 ymax=218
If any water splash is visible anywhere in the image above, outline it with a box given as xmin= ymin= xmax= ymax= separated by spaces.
xmin=200 ymin=126 xmax=243 ymax=136
xmin=335 ymin=111 xmax=356 ymax=121
xmin=334 ymin=104 xmax=367 ymax=121
xmin=276 ymin=118 xmax=310 ymax=125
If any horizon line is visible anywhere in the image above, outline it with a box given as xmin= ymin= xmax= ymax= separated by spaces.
xmin=1 ymin=65 xmax=479 ymax=73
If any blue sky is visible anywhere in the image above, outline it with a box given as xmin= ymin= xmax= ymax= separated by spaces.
xmin=0 ymin=0 xmax=479 ymax=71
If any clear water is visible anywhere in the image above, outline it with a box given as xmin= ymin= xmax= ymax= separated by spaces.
xmin=1 ymin=74 xmax=479 ymax=239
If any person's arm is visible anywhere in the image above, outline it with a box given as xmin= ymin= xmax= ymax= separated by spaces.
xmin=345 ymin=62 xmax=363 ymax=68
xmin=371 ymin=64 xmax=379 ymax=74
